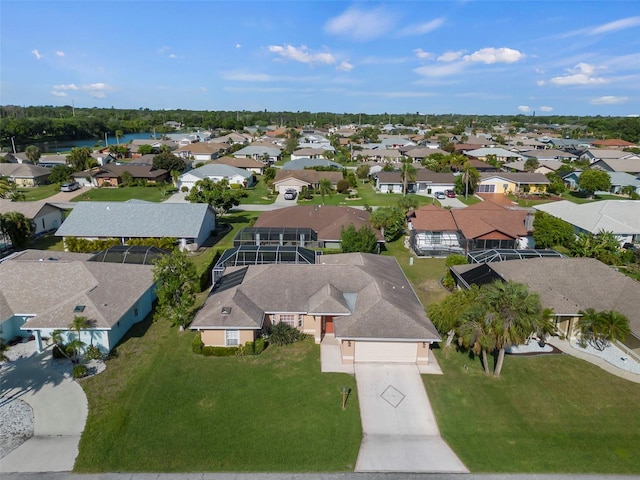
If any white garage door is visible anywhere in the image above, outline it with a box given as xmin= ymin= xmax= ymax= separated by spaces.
xmin=355 ymin=341 xmax=417 ymax=363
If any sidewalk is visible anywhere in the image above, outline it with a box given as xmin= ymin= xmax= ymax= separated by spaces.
xmin=547 ymin=338 xmax=640 ymax=383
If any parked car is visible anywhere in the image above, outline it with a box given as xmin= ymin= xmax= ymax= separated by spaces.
xmin=445 ymin=190 xmax=456 ymax=198
xmin=283 ymin=189 xmax=297 ymax=200
xmin=60 ymin=182 xmax=80 ymax=192
xmin=435 ymin=191 xmax=446 ymax=200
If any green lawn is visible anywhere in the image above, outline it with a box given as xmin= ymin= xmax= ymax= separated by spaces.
xmin=17 ymin=184 xmax=60 ymax=201
xmin=71 ymin=186 xmax=167 ymax=202
xmin=241 ymin=177 xmax=276 ymax=204
xmin=297 ymin=183 xmax=434 ymax=208
xmin=75 ymin=318 xmax=361 ymax=472
xmin=565 ymin=191 xmax=623 ymax=204
xmin=30 ymin=233 xmax=65 ymax=251
xmin=424 ymin=347 xmax=640 ymax=473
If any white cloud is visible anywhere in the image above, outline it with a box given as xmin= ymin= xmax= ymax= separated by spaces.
xmin=199 ymin=87 xmax=207 ymax=92
xmin=51 ymin=90 xmax=67 ymax=97
xmin=549 ymin=63 xmax=608 ymax=86
xmin=268 ymin=44 xmax=335 ymax=65
xmin=414 ymin=48 xmax=432 ymax=60
xmin=55 ymin=51 xmax=65 ymax=57
xmin=52 ymin=83 xmax=79 ymax=91
xmin=400 ymin=18 xmax=445 ymax=36
xmin=539 ymin=106 xmax=554 ymax=112
xmin=324 ymin=6 xmax=396 ymax=41
xmin=438 ymin=51 xmax=464 ymax=62
xmin=518 ymin=105 xmax=531 ymax=113
xmin=51 ymin=82 xmax=114 ymax=98
xmin=337 ymin=61 xmax=353 ymax=72
xmin=224 ymin=72 xmax=273 ymax=82
xmin=236 ymin=43 xmax=242 ymax=49
xmin=537 ymin=80 xmax=546 ymax=86
xmin=31 ymin=49 xmax=42 ymax=60
xmin=157 ymin=46 xmax=171 ymax=54
xmin=589 ymin=16 xmax=640 ymax=35
xmin=591 ymin=96 xmax=629 ymax=105
xmin=463 ymin=47 xmax=525 ymax=64
xmin=414 ymin=62 xmax=466 ymax=78
xmin=168 ymin=54 xmax=178 ymax=59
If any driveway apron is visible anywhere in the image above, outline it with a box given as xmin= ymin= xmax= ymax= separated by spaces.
xmin=354 ymin=363 xmax=468 ymax=473
xmin=0 ymin=349 xmax=88 ymax=473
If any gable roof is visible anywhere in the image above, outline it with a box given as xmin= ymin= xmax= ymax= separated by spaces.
xmin=591 ymin=157 xmax=640 ymax=174
xmin=191 ymin=253 xmax=440 ymax=341
xmin=0 ymin=163 xmax=51 ymax=178
xmin=211 ymin=156 xmax=264 ymax=169
xmin=94 ymin=164 xmax=168 ymax=179
xmin=0 ymin=250 xmax=154 ymax=330
xmin=233 ymin=145 xmax=281 ymax=157
xmin=273 ymin=169 xmax=343 ymax=185
xmin=0 ymin=200 xmax=64 ymax=219
xmin=534 ymin=200 xmax=640 ymax=235
xmin=183 ymin=163 xmax=253 ymax=180
xmin=480 ymin=172 xmax=550 ymax=184
xmin=463 ymin=148 xmax=526 ymax=160
xmin=55 ymin=201 xmax=216 ymax=238
xmin=281 ymin=158 xmax=342 ymax=170
xmin=254 ymin=205 xmax=383 ymax=241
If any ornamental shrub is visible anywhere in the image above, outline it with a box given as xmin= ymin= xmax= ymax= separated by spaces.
xmin=254 ymin=337 xmax=266 ymax=354
xmin=192 ymin=334 xmax=204 ymax=354
xmin=202 ymin=346 xmax=239 ymax=357
xmin=73 ymin=364 xmax=88 ymax=379
xmin=84 ymin=345 xmax=103 ymax=360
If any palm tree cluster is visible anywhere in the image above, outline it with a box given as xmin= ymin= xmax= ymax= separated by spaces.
xmin=578 ymin=308 xmax=630 ymax=351
xmin=428 ymin=280 xmax=551 ymax=376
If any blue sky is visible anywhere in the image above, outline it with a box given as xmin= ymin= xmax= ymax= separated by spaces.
xmin=2 ymin=1 xmax=639 ymax=116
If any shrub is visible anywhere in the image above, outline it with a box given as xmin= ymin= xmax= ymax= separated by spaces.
xmin=84 ymin=345 xmax=103 ymax=360
xmin=52 ymin=345 xmax=67 ymax=359
xmin=192 ymin=333 xmax=204 ymax=354
xmin=254 ymin=337 xmax=266 ymax=354
xmin=181 ymin=186 xmax=189 ymax=193
xmin=336 ymin=179 xmax=350 ymax=193
xmin=268 ymin=322 xmax=306 ymax=346
xmin=244 ymin=341 xmax=255 ymax=355
xmin=73 ymin=364 xmax=88 ymax=379
xmin=202 ymin=346 xmax=239 ymax=357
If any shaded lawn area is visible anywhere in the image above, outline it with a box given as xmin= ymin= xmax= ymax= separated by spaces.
xmin=75 ymin=318 xmax=361 ymax=472
xmin=30 ymin=233 xmax=65 ymax=251
xmin=71 ymin=186 xmax=166 ymax=202
xmin=17 ymin=183 xmax=60 ymax=201
xmin=565 ymin=191 xmax=623 ymax=204
xmin=382 ymin=236 xmax=449 ymax=307
xmin=424 ymin=347 xmax=640 ymax=473
xmin=214 ymin=210 xmax=261 ymax=249
xmin=241 ymin=177 xmax=276 ymax=204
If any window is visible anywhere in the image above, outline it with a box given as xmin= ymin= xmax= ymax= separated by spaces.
xmin=279 ymin=314 xmax=295 ymax=327
xmin=226 ymin=330 xmax=239 ymax=346
xmin=477 ymin=184 xmax=495 ymax=193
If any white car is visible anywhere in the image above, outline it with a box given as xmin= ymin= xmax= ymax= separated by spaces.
xmin=60 ymin=182 xmax=80 ymax=192
xmin=435 ymin=191 xmax=446 ymax=200
xmin=284 ymin=190 xmax=297 ymax=200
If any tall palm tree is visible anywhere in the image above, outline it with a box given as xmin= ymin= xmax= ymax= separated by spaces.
xmin=579 ymin=308 xmax=630 ymax=351
xmin=481 ymin=280 xmax=544 ymax=376
xmin=318 ymin=178 xmax=333 ymax=205
xmin=0 ymin=211 xmax=34 ymax=249
xmin=458 ymin=309 xmax=494 ymax=375
xmin=400 ymin=157 xmax=417 ymax=195
xmin=69 ymin=315 xmax=91 ymax=354
xmin=0 ymin=176 xmax=12 ymax=199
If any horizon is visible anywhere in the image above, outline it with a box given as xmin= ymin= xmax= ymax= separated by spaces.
xmin=1 ymin=1 xmax=639 ymax=117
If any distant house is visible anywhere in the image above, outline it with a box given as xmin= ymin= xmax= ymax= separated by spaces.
xmin=0 ymin=163 xmax=51 ymax=187
xmin=233 ymin=145 xmax=281 ymax=163
xmin=519 ymin=149 xmax=578 ymax=162
xmin=503 ymin=159 xmax=564 ymax=175
xmin=0 ymin=250 xmax=156 ymax=355
xmin=404 ymin=147 xmax=449 ymax=163
xmin=580 ymin=149 xmax=639 ymax=165
xmin=272 ymin=169 xmax=343 ymax=194
xmin=354 ymin=149 xmax=403 ymax=163
xmin=281 ymin=158 xmax=342 ymax=170
xmin=375 ymin=170 xmax=455 ymax=195
xmin=562 ymin=171 xmax=640 ymax=195
xmin=590 ymin=157 xmax=640 ymax=175
xmin=72 ymin=164 xmax=169 ymax=187
xmin=463 ymin=147 xmax=526 ymax=163
xmin=408 ymin=202 xmax=531 ymax=256
xmin=249 ymin=205 xmax=384 ymax=249
xmin=291 ymin=148 xmax=330 ymax=160
xmin=477 ymin=172 xmax=550 ymax=194
xmin=534 ymin=200 xmax=640 ymax=246
xmin=0 ymin=200 xmax=66 ymax=237
xmin=450 ymin=257 xmax=640 ymax=353
xmin=174 ymin=142 xmax=228 ymax=162
xmin=55 ymin=201 xmax=217 ymax=251
xmin=190 ymin=253 xmax=441 ymax=365
xmin=211 ymin=156 xmax=265 ymax=175
xmin=177 ymin=163 xmax=255 ymax=191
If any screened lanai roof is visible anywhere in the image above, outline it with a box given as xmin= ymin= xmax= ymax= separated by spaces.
xmin=233 ymin=227 xmax=317 ymax=246
xmin=216 ymin=245 xmax=318 ymax=269
xmin=467 ymin=248 xmax=565 ymax=264
xmin=88 ymin=245 xmax=169 ymax=265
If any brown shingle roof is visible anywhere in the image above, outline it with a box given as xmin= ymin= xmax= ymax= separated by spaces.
xmin=273 ymin=169 xmax=343 ymax=185
xmin=254 ymin=205 xmax=383 ymax=241
xmin=212 ymin=156 xmax=264 ymax=169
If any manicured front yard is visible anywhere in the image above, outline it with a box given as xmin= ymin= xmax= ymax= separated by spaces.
xmin=424 ymin=347 xmax=640 ymax=473
xmin=297 ymin=183 xmax=434 ymax=208
xmin=75 ymin=318 xmax=361 ymax=472
xmin=241 ymin=177 xmax=276 ymax=204
xmin=71 ymin=186 xmax=168 ymax=202
xmin=17 ymin=183 xmax=60 ymax=201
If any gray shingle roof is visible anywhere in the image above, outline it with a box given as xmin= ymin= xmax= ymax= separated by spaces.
xmin=55 ymin=201 xmax=215 ymax=238
xmin=191 ymin=253 xmax=440 ymax=341
xmin=184 ymin=163 xmax=253 ymax=180
xmin=281 ymin=158 xmax=342 ymax=170
xmin=534 ymin=200 xmax=640 ymax=234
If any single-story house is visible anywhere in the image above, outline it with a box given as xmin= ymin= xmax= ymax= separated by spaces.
xmin=190 ymin=253 xmax=441 ymax=364
xmin=590 ymin=139 xmax=637 ymax=149
xmin=233 ymin=145 xmax=281 ymax=163
xmin=477 ymin=172 xmax=550 ymax=194
xmin=55 ymin=201 xmax=216 ymax=251
xmin=353 ymin=149 xmax=404 ymax=163
xmin=580 ymin=149 xmax=639 ymax=165
xmin=0 ymin=163 xmax=51 ymax=187
xmin=272 ymin=170 xmax=343 ymax=194
xmin=534 ymin=200 xmax=640 ymax=246
xmin=210 ymin=132 xmax=253 ymax=144
xmin=463 ymin=147 xmax=527 ymax=163
xmin=281 ymin=158 xmax=343 ymax=170
xmin=211 ymin=156 xmax=265 ymax=175
xmin=503 ymin=159 xmax=565 ymax=175
xmin=174 ymin=142 xmax=228 ymax=161
xmin=0 ymin=200 xmax=66 ymax=237
xmin=291 ymin=148 xmax=330 ymax=160
xmin=375 ymin=170 xmax=455 ymax=195
xmin=404 ymin=147 xmax=449 ymax=163
xmin=408 ymin=201 xmax=531 ymax=256
xmin=0 ymin=250 xmax=156 ymax=354
xmin=178 ymin=163 xmax=256 ymax=191
xmin=590 ymin=157 xmax=640 ymax=175
xmin=562 ymin=171 xmax=640 ymax=195
xmin=519 ymin=149 xmax=578 ymax=162
xmin=247 ymin=205 xmax=384 ymax=249
xmin=450 ymin=257 xmax=640 ymax=354
xmin=73 ymin=164 xmax=169 ymax=187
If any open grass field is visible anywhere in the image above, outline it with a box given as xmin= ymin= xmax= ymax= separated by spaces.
xmin=75 ymin=317 xmax=361 ymax=472
xmin=71 ymin=186 xmax=167 ymax=202
xmin=424 ymin=346 xmax=640 ymax=473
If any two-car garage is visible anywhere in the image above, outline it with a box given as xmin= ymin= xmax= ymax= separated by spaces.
xmin=354 ymin=341 xmax=419 ymax=364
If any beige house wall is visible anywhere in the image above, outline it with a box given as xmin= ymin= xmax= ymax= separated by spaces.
xmin=417 ymin=341 xmax=432 ymax=364
xmin=201 ymin=330 xmax=226 ymax=346
xmin=341 ymin=339 xmax=355 ymax=364
xmin=554 ymin=315 xmax=580 ymax=339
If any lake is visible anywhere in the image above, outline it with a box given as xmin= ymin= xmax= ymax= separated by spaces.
xmin=17 ymin=132 xmax=156 ymax=154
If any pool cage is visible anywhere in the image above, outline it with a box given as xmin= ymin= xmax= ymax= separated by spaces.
xmin=233 ymin=227 xmax=318 ymax=248
xmin=213 ymin=245 xmax=320 ymax=283
xmin=88 ymin=245 xmax=170 ymax=265
xmin=467 ymin=248 xmax=565 ymax=264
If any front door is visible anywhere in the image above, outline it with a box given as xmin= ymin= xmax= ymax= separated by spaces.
xmin=324 ymin=317 xmax=334 ymax=334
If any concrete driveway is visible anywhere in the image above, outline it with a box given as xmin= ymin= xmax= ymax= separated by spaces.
xmin=354 ymin=364 xmax=468 ymax=473
xmin=0 ymin=348 xmax=88 ymax=473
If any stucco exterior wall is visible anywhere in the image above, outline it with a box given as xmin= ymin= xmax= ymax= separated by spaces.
xmin=341 ymin=339 xmax=355 ymax=364
xmin=201 ymin=330 xmax=226 ymax=346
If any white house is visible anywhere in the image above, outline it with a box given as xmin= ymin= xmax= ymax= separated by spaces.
xmin=178 ymin=164 xmax=255 ymax=191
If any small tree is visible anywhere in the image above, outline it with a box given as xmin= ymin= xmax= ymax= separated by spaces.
xmin=153 ymin=151 xmax=186 ymax=173
xmin=152 ymin=249 xmax=199 ymax=330
xmin=340 ymin=224 xmax=378 ymax=253
xmin=336 ymin=179 xmax=350 ymax=193
xmin=0 ymin=211 xmax=34 ymax=249
xmin=67 ymin=147 xmax=96 ymax=172
xmin=48 ymin=164 xmax=73 ymax=184
xmin=532 ymin=211 xmax=575 ymax=249
xmin=318 ymin=178 xmax=333 ymax=204
xmin=369 ymin=206 xmax=405 ymax=242
xmin=578 ymin=170 xmax=611 ymax=199
xmin=356 ymin=164 xmax=370 ymax=181
xmin=579 ymin=308 xmax=630 ymax=351
xmin=268 ymin=322 xmax=306 ymax=346
xmin=25 ymin=145 xmax=41 ymax=164
xmin=186 ymin=178 xmax=247 ymax=215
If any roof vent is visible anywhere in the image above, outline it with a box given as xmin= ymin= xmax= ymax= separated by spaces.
xmin=74 ymin=305 xmax=85 ymax=312
xmin=221 ymin=307 xmax=232 ymax=314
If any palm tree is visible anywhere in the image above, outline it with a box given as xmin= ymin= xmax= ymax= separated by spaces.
xmin=69 ymin=315 xmax=90 ymax=346
xmin=481 ymin=280 xmax=544 ymax=376
xmin=318 ymin=178 xmax=333 ymax=205
xmin=428 ymin=285 xmax=481 ymax=348
xmin=579 ymin=308 xmax=630 ymax=351
xmin=400 ymin=157 xmax=417 ymax=195
xmin=0 ymin=176 xmax=12 ymax=199
xmin=458 ymin=304 xmax=494 ymax=375
xmin=0 ymin=211 xmax=34 ymax=249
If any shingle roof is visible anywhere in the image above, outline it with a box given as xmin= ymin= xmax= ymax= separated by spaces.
xmin=480 ymin=172 xmax=550 ymax=184
xmin=253 ymin=205 xmax=383 ymax=241
xmin=273 ymin=169 xmax=343 ymax=185
xmin=0 ymin=251 xmax=154 ymax=330
xmin=55 ymin=201 xmax=216 ymax=238
xmin=184 ymin=163 xmax=253 ymax=180
xmin=281 ymin=158 xmax=343 ymax=170
xmin=191 ymin=253 xmax=440 ymax=341
xmin=0 ymin=163 xmax=51 ymax=178
xmin=212 ymin=156 xmax=264 ymax=169
xmin=534 ymin=200 xmax=640 ymax=235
